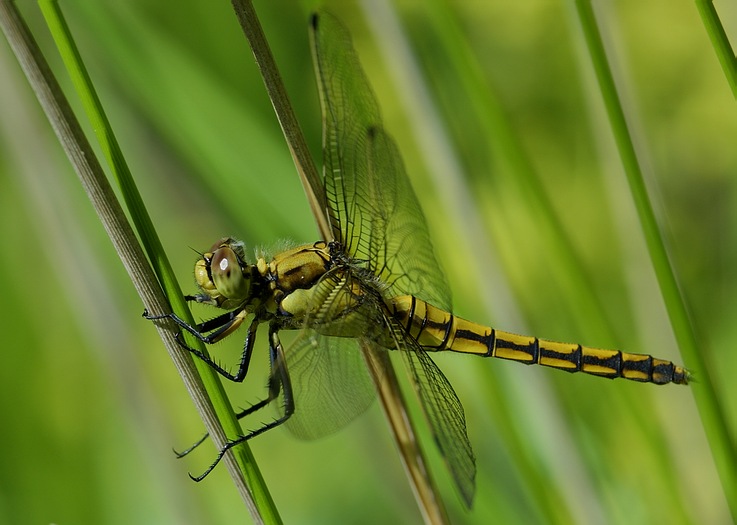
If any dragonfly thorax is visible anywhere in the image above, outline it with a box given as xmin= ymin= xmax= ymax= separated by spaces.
xmin=260 ymin=241 xmax=332 ymax=318
xmin=194 ymin=238 xmax=334 ymax=320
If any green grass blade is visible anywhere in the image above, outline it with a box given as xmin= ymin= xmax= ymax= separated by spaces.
xmin=575 ymin=0 xmax=737 ymax=519
xmin=694 ymin=0 xmax=737 ymax=97
xmin=33 ymin=0 xmax=280 ymax=521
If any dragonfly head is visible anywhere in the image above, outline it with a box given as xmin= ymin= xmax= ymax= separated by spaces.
xmin=194 ymin=238 xmax=252 ymax=308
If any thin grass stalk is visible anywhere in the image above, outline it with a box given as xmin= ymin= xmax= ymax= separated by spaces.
xmin=574 ymin=0 xmax=736 ymax=519
xmin=0 ymin=0 xmax=279 ymax=521
xmin=229 ymin=1 xmax=449 ymax=522
xmin=694 ymin=0 xmax=737 ymax=98
xmin=37 ymin=0 xmax=280 ymax=520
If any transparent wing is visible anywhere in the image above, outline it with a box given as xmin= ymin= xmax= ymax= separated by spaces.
xmin=284 ymin=333 xmax=375 ymax=440
xmin=308 ymin=13 xmax=474 ymax=504
xmin=281 ymin=268 xmax=381 ymax=440
xmin=310 ymin=13 xmax=451 ymax=310
xmin=279 ymin=243 xmax=475 ymax=501
xmin=381 ymin=312 xmax=476 ymax=508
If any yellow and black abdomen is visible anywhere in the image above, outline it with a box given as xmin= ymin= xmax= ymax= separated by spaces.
xmin=389 ymin=295 xmax=689 ymax=385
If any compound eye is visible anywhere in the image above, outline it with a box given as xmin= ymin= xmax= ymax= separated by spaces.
xmin=210 ymin=246 xmax=250 ymax=300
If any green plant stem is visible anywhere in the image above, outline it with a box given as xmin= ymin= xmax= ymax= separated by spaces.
xmin=0 ymin=0 xmax=279 ymax=521
xmin=575 ymin=0 xmax=737 ymax=518
xmin=694 ymin=0 xmax=737 ymax=98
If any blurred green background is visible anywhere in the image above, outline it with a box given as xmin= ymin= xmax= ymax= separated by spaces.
xmin=0 ymin=0 xmax=734 ymax=523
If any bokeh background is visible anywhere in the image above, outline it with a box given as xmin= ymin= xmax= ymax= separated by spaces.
xmin=0 ymin=0 xmax=734 ymax=523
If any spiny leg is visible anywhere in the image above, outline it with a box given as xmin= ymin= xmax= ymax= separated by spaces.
xmin=171 ymin=316 xmax=262 ymax=455
xmin=145 ymin=308 xmax=258 ymax=382
xmin=144 ymin=308 xmax=247 ymax=345
xmin=189 ymin=322 xmax=296 ymax=481
xmin=174 ymin=395 xmax=273 ymax=458
xmin=175 ymin=332 xmax=287 ymax=458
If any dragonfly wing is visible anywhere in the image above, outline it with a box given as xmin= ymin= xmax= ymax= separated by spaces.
xmin=311 ymin=13 xmax=474 ymax=504
xmin=281 ymin=268 xmax=382 ymax=440
xmin=282 ymin=245 xmax=475 ymax=501
xmin=310 ymin=13 xmax=451 ymax=310
xmin=382 ymin=313 xmax=476 ymax=507
xmin=310 ymin=12 xmax=379 ymax=248
xmin=283 ymin=332 xmax=375 ymax=440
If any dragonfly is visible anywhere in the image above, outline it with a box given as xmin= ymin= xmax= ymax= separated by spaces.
xmin=147 ymin=12 xmax=689 ymax=508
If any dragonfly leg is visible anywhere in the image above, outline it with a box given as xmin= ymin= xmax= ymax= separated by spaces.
xmin=174 ymin=393 xmax=272 ymax=459
xmin=144 ymin=308 xmax=246 ymax=344
xmin=145 ymin=308 xmax=258 ymax=382
xmin=176 ymin=322 xmax=292 ymax=458
xmin=189 ymin=322 xmax=295 ymax=481
xmin=186 ymin=315 xmax=259 ymax=382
